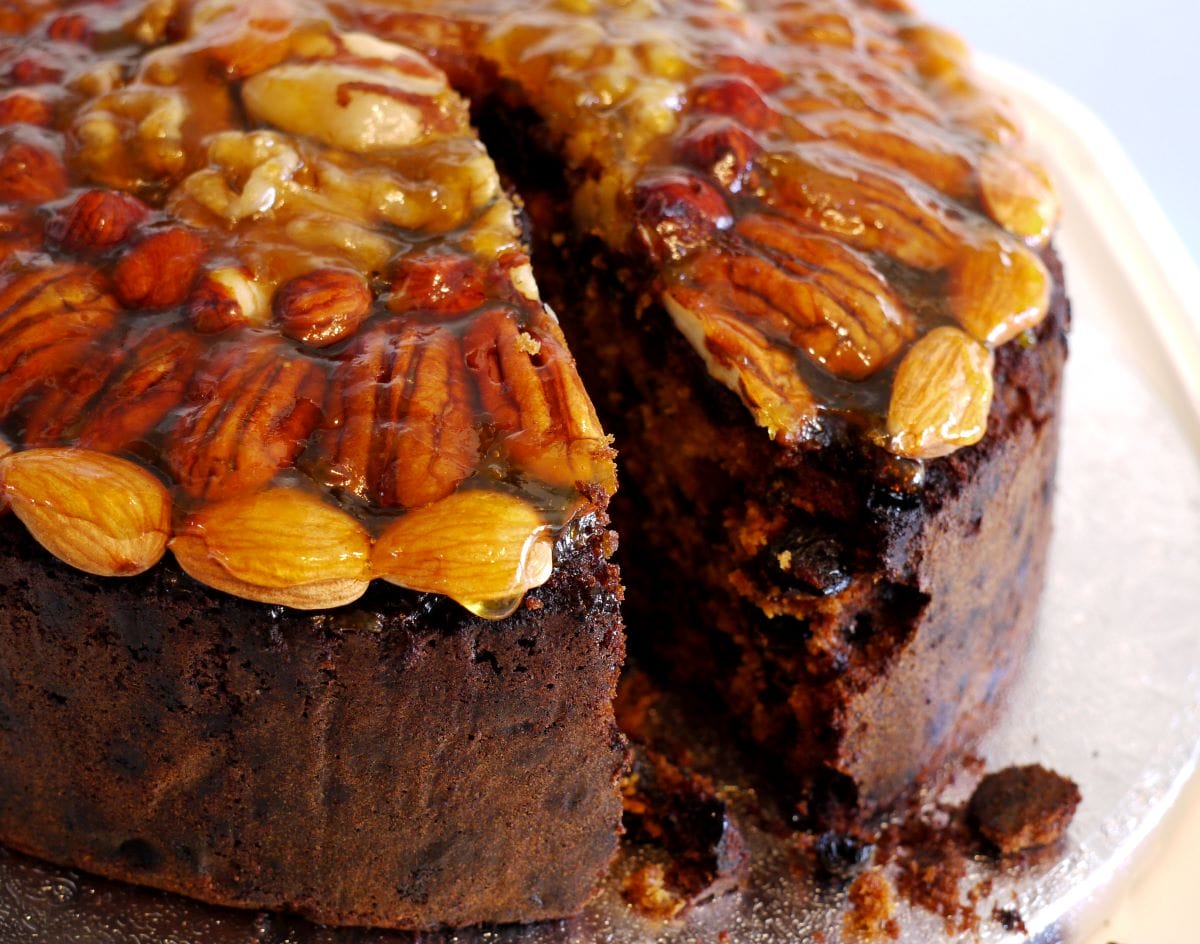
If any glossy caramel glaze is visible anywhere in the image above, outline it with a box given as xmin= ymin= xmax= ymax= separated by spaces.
xmin=0 ymin=0 xmax=1058 ymax=613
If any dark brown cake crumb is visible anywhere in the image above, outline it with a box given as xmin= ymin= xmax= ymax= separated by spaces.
xmin=992 ymin=904 xmax=1028 ymax=934
xmin=969 ymin=764 xmax=1081 ymax=854
xmin=843 ymin=870 xmax=900 ymax=940
xmin=620 ymin=744 xmax=750 ymax=912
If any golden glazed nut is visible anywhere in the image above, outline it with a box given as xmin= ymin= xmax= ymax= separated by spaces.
xmin=171 ymin=487 xmax=372 ymax=610
xmin=0 ymin=448 xmax=171 ymax=577
xmin=372 ymin=490 xmax=555 ymax=620
xmin=887 ymin=326 xmax=994 ymax=459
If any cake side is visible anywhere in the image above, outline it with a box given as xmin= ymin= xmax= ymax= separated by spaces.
xmin=0 ymin=513 xmax=625 ymax=930
xmin=549 ymin=237 xmax=1067 ymax=815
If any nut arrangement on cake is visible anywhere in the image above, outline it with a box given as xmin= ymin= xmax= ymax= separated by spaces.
xmin=0 ymin=0 xmax=1067 ymax=932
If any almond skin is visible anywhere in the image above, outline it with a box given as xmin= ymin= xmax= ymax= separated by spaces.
xmin=947 ymin=237 xmax=1050 ymax=345
xmin=49 ymin=189 xmax=150 ymax=254
xmin=171 ymin=487 xmax=371 ymax=609
xmin=276 ymin=268 xmax=371 ymax=347
xmin=113 ymin=228 xmax=208 ymax=309
xmin=372 ymin=489 xmax=554 ymax=620
xmin=0 ymin=92 xmax=53 ymax=127
xmin=0 ymin=140 xmax=67 ymax=203
xmin=0 ymin=447 xmax=171 ymax=577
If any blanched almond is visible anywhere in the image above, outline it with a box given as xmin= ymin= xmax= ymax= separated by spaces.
xmin=171 ymin=487 xmax=370 ymax=609
xmin=0 ymin=448 xmax=171 ymax=576
xmin=372 ymin=489 xmax=554 ymax=620
xmin=887 ymin=326 xmax=993 ymax=459
xmin=948 ymin=237 xmax=1051 ymax=346
xmin=978 ymin=150 xmax=1060 ymax=247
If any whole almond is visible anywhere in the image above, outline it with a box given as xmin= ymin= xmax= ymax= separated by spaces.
xmin=887 ymin=326 xmax=994 ymax=459
xmin=0 ymin=140 xmax=67 ymax=203
xmin=276 ymin=268 xmax=371 ymax=347
xmin=947 ymin=237 xmax=1050 ymax=346
xmin=113 ymin=228 xmax=207 ymax=309
xmin=978 ymin=150 xmax=1060 ymax=248
xmin=0 ymin=447 xmax=171 ymax=576
xmin=0 ymin=92 xmax=53 ymax=127
xmin=372 ymin=489 xmax=554 ymax=620
xmin=171 ymin=487 xmax=371 ymax=609
xmin=50 ymin=189 xmax=150 ymax=254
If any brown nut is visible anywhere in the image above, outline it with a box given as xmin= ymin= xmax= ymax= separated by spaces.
xmin=49 ymin=189 xmax=150 ymax=254
xmin=0 ymin=92 xmax=53 ymax=127
xmin=0 ymin=139 xmax=67 ymax=203
xmin=978 ymin=150 xmax=1060 ymax=247
xmin=0 ymin=447 xmax=171 ymax=577
xmin=634 ymin=170 xmax=733 ymax=264
xmin=389 ymin=251 xmax=487 ymax=315
xmin=167 ymin=337 xmax=324 ymax=501
xmin=947 ymin=237 xmax=1051 ymax=345
xmin=188 ymin=265 xmax=272 ymax=332
xmin=276 ymin=268 xmax=372 ymax=347
xmin=114 ymin=228 xmax=209 ymax=310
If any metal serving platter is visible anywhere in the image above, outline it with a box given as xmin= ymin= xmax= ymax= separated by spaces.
xmin=2 ymin=60 xmax=1199 ymax=944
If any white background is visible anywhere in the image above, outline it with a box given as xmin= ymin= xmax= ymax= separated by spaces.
xmin=919 ymin=0 xmax=1199 ymax=264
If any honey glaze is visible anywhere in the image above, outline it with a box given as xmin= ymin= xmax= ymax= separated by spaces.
xmin=0 ymin=0 xmax=1059 ymax=615
xmin=0 ymin=0 xmax=614 ymax=617
xmin=358 ymin=0 xmax=1061 ymax=457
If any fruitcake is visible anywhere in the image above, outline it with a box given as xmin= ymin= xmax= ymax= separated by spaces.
xmin=0 ymin=0 xmax=1068 ymax=931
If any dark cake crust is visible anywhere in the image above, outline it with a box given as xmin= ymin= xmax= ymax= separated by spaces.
xmin=0 ymin=517 xmax=625 ymax=930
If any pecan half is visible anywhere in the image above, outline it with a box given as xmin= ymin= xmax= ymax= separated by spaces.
xmin=634 ymin=170 xmax=733 ymax=265
xmin=113 ymin=228 xmax=208 ymax=310
xmin=0 ymin=447 xmax=171 ymax=577
xmin=757 ymin=148 xmax=959 ymax=270
xmin=372 ymin=488 xmax=554 ymax=620
xmin=0 ymin=265 xmax=118 ymax=419
xmin=465 ymin=306 xmax=616 ymax=495
xmin=686 ymin=213 xmax=916 ymax=380
xmin=663 ymin=285 xmax=819 ymax=445
xmin=171 ymin=487 xmax=371 ymax=610
xmin=276 ymin=268 xmax=372 ymax=347
xmin=320 ymin=318 xmax=478 ymax=509
xmin=166 ymin=337 xmax=324 ymax=501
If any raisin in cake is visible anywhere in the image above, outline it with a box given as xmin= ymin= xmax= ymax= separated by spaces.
xmin=0 ymin=0 xmax=1067 ymax=931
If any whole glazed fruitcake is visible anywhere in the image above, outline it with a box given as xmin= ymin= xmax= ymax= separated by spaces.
xmin=0 ymin=0 xmax=1068 ymax=932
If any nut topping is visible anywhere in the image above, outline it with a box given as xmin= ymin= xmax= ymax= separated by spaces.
xmin=167 ymin=337 xmax=324 ymax=501
xmin=0 ymin=138 xmax=66 ymax=203
xmin=188 ymin=266 xmax=272 ymax=333
xmin=49 ymin=190 xmax=149 ymax=254
xmin=0 ymin=265 xmax=118 ymax=419
xmin=887 ymin=326 xmax=994 ymax=459
xmin=276 ymin=268 xmax=372 ymax=347
xmin=372 ymin=489 xmax=554 ymax=619
xmin=0 ymin=92 xmax=53 ymax=127
xmin=113 ymin=228 xmax=208 ymax=310
xmin=171 ymin=487 xmax=371 ymax=610
xmin=321 ymin=319 xmax=478 ymax=509
xmin=948 ymin=237 xmax=1051 ymax=346
xmin=0 ymin=447 xmax=171 ymax=577
xmin=466 ymin=307 xmax=615 ymax=494
xmin=978 ymin=150 xmax=1060 ymax=248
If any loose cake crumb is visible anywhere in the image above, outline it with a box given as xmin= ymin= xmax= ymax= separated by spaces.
xmin=843 ymin=869 xmax=900 ymax=940
xmin=969 ymin=764 xmax=1081 ymax=854
xmin=622 ymin=863 xmax=686 ymax=920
